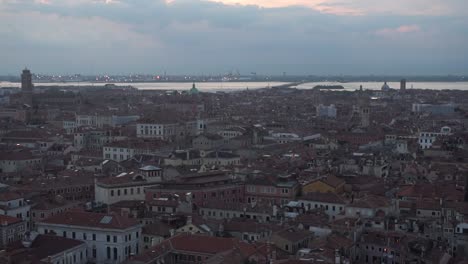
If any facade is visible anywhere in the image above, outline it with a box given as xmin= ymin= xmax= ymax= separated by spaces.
xmin=412 ymin=103 xmax=455 ymax=115
xmin=0 ymin=192 xmax=31 ymax=230
xmin=136 ymin=122 xmax=177 ymax=140
xmin=245 ymin=176 xmax=299 ymax=206
xmin=36 ymin=211 xmax=142 ymax=264
xmin=298 ymin=193 xmax=346 ymax=220
xmin=418 ymin=126 xmax=452 ymax=149
xmin=95 ymin=166 xmax=163 ymax=205
xmin=316 ymin=104 xmax=337 ymax=118
xmin=103 ymin=140 xmax=171 ymax=162
xmin=0 ymin=215 xmax=26 ymax=248
xmin=0 ymin=149 xmax=42 ymax=173
xmin=192 ymin=133 xmax=224 ymax=150
xmin=145 ymin=171 xmax=245 ymax=208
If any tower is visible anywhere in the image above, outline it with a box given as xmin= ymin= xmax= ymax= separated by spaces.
xmin=21 ymin=68 xmax=33 ymax=105
xmin=361 ymin=107 xmax=370 ymax=128
xmin=400 ymin=79 xmax=407 ymax=91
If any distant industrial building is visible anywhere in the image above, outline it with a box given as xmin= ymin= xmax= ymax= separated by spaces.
xmin=412 ymin=103 xmax=455 ymax=115
xmin=316 ymin=104 xmax=337 ymax=118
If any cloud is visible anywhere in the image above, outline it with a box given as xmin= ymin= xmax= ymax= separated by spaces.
xmin=376 ymin=24 xmax=421 ymax=36
xmin=0 ymin=0 xmax=467 ymax=75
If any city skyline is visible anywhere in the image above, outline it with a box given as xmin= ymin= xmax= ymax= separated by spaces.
xmin=1 ymin=0 xmax=467 ymax=75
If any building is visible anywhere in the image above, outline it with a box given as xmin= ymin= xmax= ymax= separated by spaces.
xmin=412 ymin=103 xmax=455 ymax=115
xmin=192 ymin=133 xmax=224 ymax=150
xmin=0 ymin=192 xmax=31 ymax=230
xmin=316 ymin=104 xmax=337 ymax=118
xmin=36 ymin=211 xmax=142 ymax=264
xmin=245 ymin=176 xmax=299 ymax=206
xmin=302 ymin=175 xmax=345 ymax=195
xmin=0 ymin=215 xmax=26 ymax=248
xmin=271 ymin=227 xmax=312 ymax=254
xmin=418 ymin=126 xmax=452 ymax=149
xmin=145 ymin=171 xmax=244 ymax=208
xmin=298 ymin=192 xmax=346 ymax=220
xmin=21 ymin=68 xmax=33 ymax=106
xmin=5 ymin=233 xmax=88 ymax=264
xmin=103 ymin=139 xmax=171 ymax=162
xmin=95 ymin=165 xmax=163 ymax=205
xmin=400 ymin=79 xmax=406 ymax=91
xmin=136 ymin=119 xmax=204 ymax=140
xmin=126 ymin=233 xmax=268 ymax=264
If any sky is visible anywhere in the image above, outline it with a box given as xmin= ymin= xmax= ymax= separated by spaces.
xmin=0 ymin=0 xmax=467 ymax=75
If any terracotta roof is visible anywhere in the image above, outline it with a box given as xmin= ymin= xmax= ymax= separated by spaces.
xmin=7 ymin=234 xmax=85 ymax=261
xmin=0 ymin=214 xmax=22 ymax=225
xmin=321 ymin=175 xmax=345 ymax=188
xmin=0 ymin=191 xmax=22 ymax=201
xmin=38 ymin=211 xmax=141 ymax=230
xmin=274 ymin=227 xmax=312 ymax=242
xmin=169 ymin=233 xmax=259 ymax=256
xmin=301 ymin=192 xmax=345 ymax=204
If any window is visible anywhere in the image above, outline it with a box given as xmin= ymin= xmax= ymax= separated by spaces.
xmin=107 ymin=247 xmax=111 ymax=259
xmin=113 ymin=236 xmax=117 ymax=243
xmin=114 ymin=247 xmax=118 ymax=260
xmin=72 ymin=232 xmax=76 ymax=239
xmin=92 ymin=248 xmax=96 ymax=258
xmin=107 ymin=235 xmax=110 ymax=242
xmin=118 ymin=190 xmax=121 ymax=196
xmin=111 ymin=190 xmax=114 ymax=196
xmin=63 ymin=231 xmax=67 ymax=238
xmin=92 ymin=234 xmax=96 ymax=241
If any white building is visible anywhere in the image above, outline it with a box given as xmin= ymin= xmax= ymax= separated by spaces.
xmin=103 ymin=140 xmax=171 ymax=162
xmin=12 ymin=233 xmax=88 ymax=264
xmin=418 ymin=126 xmax=452 ymax=149
xmin=0 ymin=192 xmax=31 ymax=230
xmin=412 ymin=103 xmax=455 ymax=115
xmin=0 ymin=149 xmax=42 ymax=173
xmin=76 ymin=114 xmax=139 ymax=128
xmin=95 ymin=166 xmax=163 ymax=205
xmin=298 ymin=193 xmax=346 ymax=220
xmin=316 ymin=104 xmax=337 ymax=118
xmin=136 ymin=122 xmax=178 ymax=140
xmin=36 ymin=211 xmax=142 ymax=264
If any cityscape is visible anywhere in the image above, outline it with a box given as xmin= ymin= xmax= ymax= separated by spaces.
xmin=1 ymin=1 xmax=468 ymax=264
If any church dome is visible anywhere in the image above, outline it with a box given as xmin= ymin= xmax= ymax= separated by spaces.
xmin=381 ymin=82 xmax=390 ymax=91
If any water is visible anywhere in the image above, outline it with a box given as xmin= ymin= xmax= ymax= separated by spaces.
xmin=1 ymin=81 xmax=468 ymax=92
xmin=296 ymin=81 xmax=468 ymax=91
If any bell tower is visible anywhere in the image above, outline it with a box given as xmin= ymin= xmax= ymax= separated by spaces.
xmin=21 ymin=68 xmax=33 ymax=105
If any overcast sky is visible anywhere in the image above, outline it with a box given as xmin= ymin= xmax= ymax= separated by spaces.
xmin=1 ymin=0 xmax=467 ymax=75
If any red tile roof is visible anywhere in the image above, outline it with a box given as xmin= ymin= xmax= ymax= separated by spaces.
xmin=38 ymin=211 xmax=141 ymax=230
xmin=7 ymin=234 xmax=85 ymax=261
xmin=0 ymin=214 xmax=22 ymax=225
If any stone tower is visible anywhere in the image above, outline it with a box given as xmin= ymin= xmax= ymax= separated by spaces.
xmin=21 ymin=68 xmax=33 ymax=105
